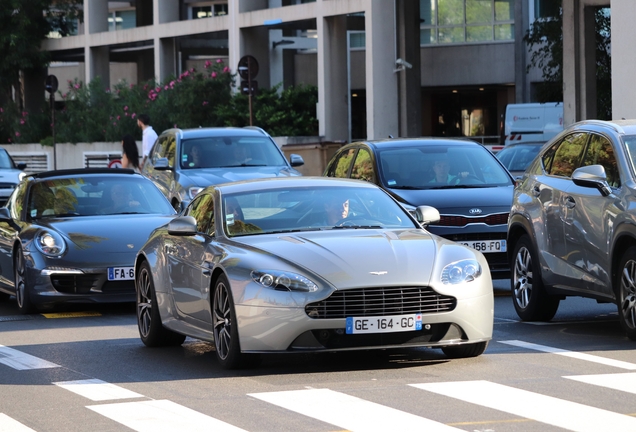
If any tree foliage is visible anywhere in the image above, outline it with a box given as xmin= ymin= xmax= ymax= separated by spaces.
xmin=524 ymin=2 xmax=612 ymax=119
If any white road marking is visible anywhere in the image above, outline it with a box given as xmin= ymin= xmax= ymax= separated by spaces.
xmin=411 ymin=380 xmax=636 ymax=432
xmin=249 ymin=388 xmax=462 ymax=431
xmin=0 ymin=345 xmax=59 ymax=370
xmin=87 ymin=400 xmax=247 ymax=432
xmin=498 ymin=340 xmax=636 ymax=369
xmin=53 ymin=379 xmax=144 ymax=401
xmin=565 ymin=372 xmax=636 ymax=395
xmin=0 ymin=413 xmax=36 ymax=432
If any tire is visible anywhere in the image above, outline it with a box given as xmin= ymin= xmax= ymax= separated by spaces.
xmin=14 ymin=247 xmax=35 ymax=314
xmin=136 ymin=261 xmax=186 ymax=347
xmin=616 ymin=246 xmax=636 ymax=341
xmin=442 ymin=341 xmax=488 ymax=359
xmin=213 ymin=274 xmax=260 ymax=369
xmin=511 ymin=234 xmax=560 ymax=321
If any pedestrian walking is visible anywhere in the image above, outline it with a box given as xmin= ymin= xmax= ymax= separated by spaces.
xmin=137 ymin=113 xmax=158 ymax=169
xmin=121 ymin=134 xmax=141 ymax=173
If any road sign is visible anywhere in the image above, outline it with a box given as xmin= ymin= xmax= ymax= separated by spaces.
xmin=45 ymin=75 xmax=58 ymax=94
xmin=241 ymin=80 xmax=258 ymax=96
xmin=108 ymin=159 xmax=122 ymax=169
xmin=238 ymin=55 xmax=259 ymax=80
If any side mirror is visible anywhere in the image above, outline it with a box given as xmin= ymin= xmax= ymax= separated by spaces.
xmin=154 ymin=158 xmax=172 ymax=171
xmin=16 ymin=162 xmax=26 ymax=170
xmin=167 ymin=215 xmax=197 ymax=236
xmin=572 ymin=165 xmax=613 ymax=197
xmin=290 ymin=154 xmax=304 ymax=167
xmin=0 ymin=207 xmax=10 ymax=220
xmin=415 ymin=205 xmax=441 ymax=226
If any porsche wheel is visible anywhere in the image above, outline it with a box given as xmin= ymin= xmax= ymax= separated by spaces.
xmin=442 ymin=341 xmax=488 ymax=359
xmin=213 ymin=274 xmax=258 ymax=369
xmin=14 ymin=247 xmax=35 ymax=314
xmin=511 ymin=235 xmax=560 ymax=321
xmin=136 ymin=261 xmax=185 ymax=347
xmin=616 ymin=246 xmax=636 ymax=341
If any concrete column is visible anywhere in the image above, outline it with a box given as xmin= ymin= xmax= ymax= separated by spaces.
xmin=514 ymin=0 xmax=529 ymax=103
xmin=85 ymin=0 xmax=108 ymax=34
xmin=157 ymin=38 xmax=177 ymax=83
xmin=86 ymin=46 xmax=110 ymax=90
xmin=228 ymin=0 xmax=242 ymax=91
xmin=316 ymin=15 xmax=348 ymax=142
xmin=155 ymin=0 xmax=179 ymax=24
xmin=562 ymin=0 xmax=580 ymax=126
xmin=582 ymin=7 xmax=597 ymax=120
xmin=241 ymin=27 xmax=271 ymax=92
xmin=396 ymin=0 xmax=421 ymax=137
xmin=611 ymin=0 xmax=636 ymax=119
xmin=365 ymin=0 xmax=399 ymax=140
xmin=270 ymin=29 xmax=285 ymax=88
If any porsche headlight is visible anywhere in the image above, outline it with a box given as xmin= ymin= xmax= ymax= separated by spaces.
xmin=35 ymin=230 xmax=66 ymax=257
xmin=441 ymin=259 xmax=481 ymax=284
xmin=251 ymin=270 xmax=318 ymax=292
xmin=189 ymin=187 xmax=203 ymax=199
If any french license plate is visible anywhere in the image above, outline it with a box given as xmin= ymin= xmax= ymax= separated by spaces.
xmin=108 ymin=267 xmax=134 ymax=281
xmin=346 ymin=313 xmax=422 ymax=334
xmin=460 ymin=239 xmax=506 ymax=253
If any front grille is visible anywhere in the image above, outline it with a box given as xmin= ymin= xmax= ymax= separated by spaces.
xmin=433 ymin=213 xmax=509 ymax=227
xmin=49 ymin=275 xmax=134 ymax=295
xmin=443 ymin=232 xmax=507 ymax=242
xmin=305 ymin=286 xmax=456 ymax=319
xmin=0 ymin=182 xmax=16 ymax=189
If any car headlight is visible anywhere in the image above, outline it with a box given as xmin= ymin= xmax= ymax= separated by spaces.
xmin=441 ymin=259 xmax=481 ymax=284
xmin=189 ymin=187 xmax=203 ymax=199
xmin=251 ymin=270 xmax=318 ymax=292
xmin=34 ymin=230 xmax=66 ymax=257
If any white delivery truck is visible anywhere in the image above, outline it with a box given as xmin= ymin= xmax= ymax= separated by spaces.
xmin=504 ymin=102 xmax=563 ymax=146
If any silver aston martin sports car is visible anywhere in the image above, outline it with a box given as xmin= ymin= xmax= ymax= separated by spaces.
xmin=135 ymin=177 xmax=494 ymax=369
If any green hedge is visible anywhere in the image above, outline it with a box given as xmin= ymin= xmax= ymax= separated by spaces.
xmin=0 ymin=59 xmax=318 ymax=145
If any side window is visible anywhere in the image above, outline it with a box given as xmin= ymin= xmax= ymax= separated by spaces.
xmin=185 ymin=194 xmax=215 ymax=235
xmin=581 ymin=134 xmax=620 ymax=188
xmin=7 ymin=182 xmax=27 ymax=220
xmin=326 ymin=149 xmax=356 ymax=178
xmin=351 ymin=148 xmax=376 ymax=183
xmin=165 ymin=136 xmax=177 ymax=167
xmin=546 ymin=132 xmax=588 ymax=178
xmin=151 ymin=135 xmax=168 ymax=163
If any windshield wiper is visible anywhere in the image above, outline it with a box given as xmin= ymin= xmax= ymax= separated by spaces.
xmin=389 ymin=185 xmax=423 ymax=190
xmin=331 ymin=225 xmax=383 ymax=230
xmin=428 ymin=184 xmax=489 ymax=190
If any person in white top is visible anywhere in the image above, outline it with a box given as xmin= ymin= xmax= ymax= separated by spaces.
xmin=137 ymin=113 xmax=158 ymax=170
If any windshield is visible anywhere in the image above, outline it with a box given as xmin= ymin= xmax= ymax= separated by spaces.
xmin=623 ymin=135 xmax=636 ymax=176
xmin=496 ymin=144 xmax=543 ymax=172
xmin=222 ymin=185 xmax=417 ymax=237
xmin=0 ymin=150 xmax=14 ymax=169
xmin=378 ymin=144 xmax=513 ymax=189
xmin=27 ymin=175 xmax=175 ymax=219
xmin=180 ymin=136 xmax=287 ymax=169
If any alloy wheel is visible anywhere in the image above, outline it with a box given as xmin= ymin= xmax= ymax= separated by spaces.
xmin=513 ymin=246 xmax=533 ymax=309
xmin=213 ymin=281 xmax=232 ymax=360
xmin=15 ymin=251 xmax=26 ymax=308
xmin=137 ymin=266 xmax=153 ymax=338
xmin=620 ymin=259 xmax=636 ymax=330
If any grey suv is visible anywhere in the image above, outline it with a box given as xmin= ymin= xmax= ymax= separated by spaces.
xmin=142 ymin=126 xmax=304 ymax=210
xmin=508 ymin=119 xmax=636 ymax=339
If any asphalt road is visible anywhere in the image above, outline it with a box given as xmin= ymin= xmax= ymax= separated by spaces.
xmin=0 ymin=280 xmax=632 ymax=432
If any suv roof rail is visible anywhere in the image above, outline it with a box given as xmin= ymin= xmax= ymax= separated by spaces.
xmin=577 ymin=119 xmax=624 ymax=135
xmin=242 ymin=126 xmax=270 ymax=136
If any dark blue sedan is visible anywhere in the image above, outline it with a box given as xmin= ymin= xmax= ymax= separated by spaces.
xmin=324 ymin=138 xmax=515 ymax=279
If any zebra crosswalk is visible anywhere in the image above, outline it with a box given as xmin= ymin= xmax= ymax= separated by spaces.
xmin=3 ymin=340 xmax=636 ymax=431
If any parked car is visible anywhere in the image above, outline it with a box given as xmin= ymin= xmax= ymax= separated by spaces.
xmin=0 ymin=148 xmax=27 ymax=206
xmin=134 ymin=177 xmax=494 ymax=368
xmin=508 ymin=119 xmax=636 ymax=339
xmin=141 ymin=126 xmax=304 ymax=211
xmin=0 ymin=168 xmax=177 ymax=313
xmin=495 ymin=141 xmax=544 ymax=178
xmin=323 ymin=138 xmax=515 ymax=279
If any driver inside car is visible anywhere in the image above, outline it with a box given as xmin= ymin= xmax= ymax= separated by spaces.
xmin=429 ymin=155 xmax=470 ymax=185
xmin=323 ymin=195 xmax=350 ymax=225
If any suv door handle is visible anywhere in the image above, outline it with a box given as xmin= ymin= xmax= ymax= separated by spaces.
xmin=564 ymin=196 xmax=576 ymax=208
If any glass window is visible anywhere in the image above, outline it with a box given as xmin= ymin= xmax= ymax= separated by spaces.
xmin=421 ymin=0 xmax=514 ymax=45
xmin=351 ymin=148 xmax=376 ymax=183
xmin=534 ymin=0 xmax=560 ymax=20
xmin=180 ymin=136 xmax=286 ymax=169
xmin=187 ymin=193 xmax=215 ymax=235
xmin=546 ymin=133 xmax=588 ymax=178
xmin=581 ymin=134 xmax=620 ymax=188
xmin=326 ymin=148 xmax=356 ymax=178
xmin=108 ymin=10 xmax=136 ymax=31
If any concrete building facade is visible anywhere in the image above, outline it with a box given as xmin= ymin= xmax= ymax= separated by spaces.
xmin=32 ymin=0 xmax=589 ymax=146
